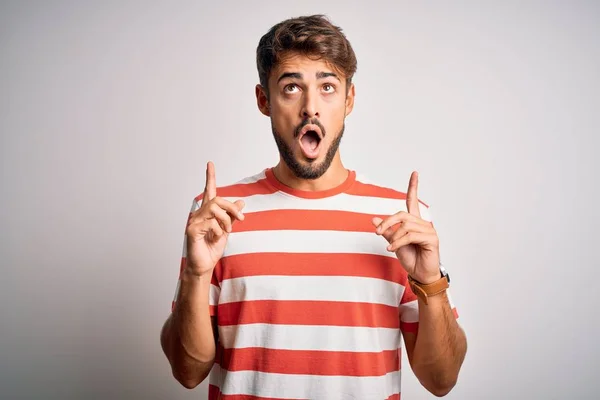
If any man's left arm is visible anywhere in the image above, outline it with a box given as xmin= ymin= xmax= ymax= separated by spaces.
xmin=403 ymin=289 xmax=467 ymax=397
xmin=372 ymin=171 xmax=467 ymax=397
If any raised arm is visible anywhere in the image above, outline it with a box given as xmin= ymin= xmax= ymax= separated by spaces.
xmin=372 ymin=171 xmax=467 ymax=396
xmin=160 ymin=161 xmax=245 ymax=388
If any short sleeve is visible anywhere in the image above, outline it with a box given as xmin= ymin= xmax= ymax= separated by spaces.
xmin=399 ymin=276 xmax=419 ymax=334
xmin=170 ymin=198 xmax=221 ymax=317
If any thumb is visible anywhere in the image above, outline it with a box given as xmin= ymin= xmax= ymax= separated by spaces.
xmin=371 ymin=217 xmax=383 ymax=227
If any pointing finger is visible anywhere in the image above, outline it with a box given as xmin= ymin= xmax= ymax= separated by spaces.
xmin=202 ymin=161 xmax=217 ymax=205
xmin=406 ymin=171 xmax=421 ymax=218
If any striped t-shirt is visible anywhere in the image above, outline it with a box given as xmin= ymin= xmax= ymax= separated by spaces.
xmin=171 ymin=167 xmax=458 ymax=399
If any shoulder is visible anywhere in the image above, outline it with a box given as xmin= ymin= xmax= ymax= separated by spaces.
xmin=193 ymin=168 xmax=275 ymax=204
xmin=350 ymin=171 xmax=432 ymax=221
xmin=352 ymin=172 xmax=430 ymax=204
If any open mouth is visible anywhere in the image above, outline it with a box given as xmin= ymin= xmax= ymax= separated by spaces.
xmin=298 ymin=125 xmax=323 ymax=159
xmin=301 ymin=130 xmax=321 ymax=150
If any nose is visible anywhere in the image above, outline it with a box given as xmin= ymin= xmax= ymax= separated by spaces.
xmin=300 ymin=89 xmax=319 ymax=119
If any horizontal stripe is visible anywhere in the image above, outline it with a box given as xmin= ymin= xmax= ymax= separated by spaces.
xmin=352 ymin=175 xmax=429 ymax=208
xmin=221 ymin=192 xmax=419 ymax=217
xmin=218 ymin=323 xmax=401 ymax=352
xmin=195 ymin=179 xmax=275 ymax=203
xmin=218 ymin=300 xmax=400 ymax=328
xmin=210 ymin=386 xmax=401 ymax=400
xmin=349 ymin=178 xmax=408 ymax=200
xmin=235 ymin=170 xmax=268 ymax=185
xmin=209 ymin=363 xmax=401 ymax=399
xmin=209 ymin=283 xmax=220 ymax=305
xmin=219 ymin=252 xmax=407 ymax=283
xmin=218 ymin=275 xmax=403 ymax=307
xmin=223 ymin=230 xmax=397 ymax=258
xmin=400 ymin=284 xmax=418 ymax=304
xmin=400 ymin=321 xmax=418 ymax=334
xmin=399 ymin=300 xmax=419 ymax=323
xmin=209 ymin=386 xmax=294 ymax=400
xmin=221 ymin=346 xmax=400 ymax=376
xmin=233 ymin=209 xmax=383 ymax=233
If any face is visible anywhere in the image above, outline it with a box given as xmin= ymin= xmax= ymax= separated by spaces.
xmin=256 ymin=53 xmax=355 ymax=180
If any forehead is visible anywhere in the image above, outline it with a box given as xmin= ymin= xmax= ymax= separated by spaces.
xmin=271 ymin=52 xmax=342 ymax=81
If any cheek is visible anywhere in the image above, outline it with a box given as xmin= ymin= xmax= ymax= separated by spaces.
xmin=324 ymin=109 xmax=346 ymax=131
xmin=271 ymin=105 xmax=299 ymax=129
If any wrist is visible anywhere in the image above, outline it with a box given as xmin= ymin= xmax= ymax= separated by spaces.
xmin=410 ymin=270 xmax=442 ymax=285
xmin=182 ymin=267 xmax=214 ymax=283
xmin=408 ymin=272 xmax=449 ymax=305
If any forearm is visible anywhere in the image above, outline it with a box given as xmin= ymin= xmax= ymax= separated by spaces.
xmin=161 ymin=270 xmax=216 ymax=388
xmin=412 ymin=291 xmax=467 ymax=396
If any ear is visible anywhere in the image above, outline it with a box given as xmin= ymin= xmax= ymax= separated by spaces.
xmin=345 ymin=83 xmax=355 ymax=116
xmin=255 ymin=84 xmax=270 ymax=117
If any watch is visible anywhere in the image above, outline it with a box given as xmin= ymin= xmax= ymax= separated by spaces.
xmin=408 ymin=264 xmax=450 ymax=305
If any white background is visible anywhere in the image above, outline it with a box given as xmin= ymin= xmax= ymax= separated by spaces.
xmin=1 ymin=1 xmax=598 ymax=399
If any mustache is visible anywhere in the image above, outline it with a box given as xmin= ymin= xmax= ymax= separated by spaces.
xmin=294 ymin=118 xmax=326 ymax=138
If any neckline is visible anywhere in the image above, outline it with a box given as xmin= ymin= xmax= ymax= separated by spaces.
xmin=264 ymin=167 xmax=356 ymax=199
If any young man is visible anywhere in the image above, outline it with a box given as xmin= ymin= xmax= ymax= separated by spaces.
xmin=161 ymin=15 xmax=467 ymax=399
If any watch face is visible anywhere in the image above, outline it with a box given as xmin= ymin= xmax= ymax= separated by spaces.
xmin=440 ymin=264 xmax=450 ymax=282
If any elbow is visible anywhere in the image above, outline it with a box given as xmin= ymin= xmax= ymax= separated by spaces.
xmin=426 ymin=379 xmax=457 ymax=397
xmin=160 ymin=317 xmax=206 ymax=390
xmin=415 ymin=366 xmax=458 ymax=397
xmin=174 ymin=372 xmax=204 ymax=389
xmin=172 ymin=362 xmax=212 ymax=389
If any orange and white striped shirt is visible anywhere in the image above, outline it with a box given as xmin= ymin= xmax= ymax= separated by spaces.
xmin=172 ymin=167 xmax=458 ymax=399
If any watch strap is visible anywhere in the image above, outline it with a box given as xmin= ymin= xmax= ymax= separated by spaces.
xmin=408 ymin=274 xmax=449 ymax=305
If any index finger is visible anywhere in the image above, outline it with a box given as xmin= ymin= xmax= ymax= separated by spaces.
xmin=202 ymin=161 xmax=217 ymax=205
xmin=406 ymin=171 xmax=421 ymax=218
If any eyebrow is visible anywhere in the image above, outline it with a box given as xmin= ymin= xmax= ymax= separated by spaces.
xmin=316 ymin=71 xmax=340 ymax=81
xmin=277 ymin=72 xmax=302 ymax=83
xmin=277 ymin=71 xmax=341 ymax=83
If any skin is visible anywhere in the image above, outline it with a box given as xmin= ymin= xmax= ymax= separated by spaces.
xmin=255 ymin=52 xmax=355 ymax=191
xmin=161 ymin=51 xmax=467 ymax=396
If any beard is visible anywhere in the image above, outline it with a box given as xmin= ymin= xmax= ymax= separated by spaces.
xmin=271 ymin=117 xmax=345 ymax=180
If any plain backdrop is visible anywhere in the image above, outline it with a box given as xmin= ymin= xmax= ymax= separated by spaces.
xmin=1 ymin=1 xmax=599 ymax=399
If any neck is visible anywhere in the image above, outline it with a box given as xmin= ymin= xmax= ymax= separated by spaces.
xmin=272 ymin=154 xmax=348 ymax=192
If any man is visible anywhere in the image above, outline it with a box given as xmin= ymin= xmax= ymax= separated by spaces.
xmin=161 ymin=14 xmax=467 ymax=399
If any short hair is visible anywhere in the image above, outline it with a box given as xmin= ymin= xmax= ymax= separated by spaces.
xmin=256 ymin=14 xmax=357 ymax=95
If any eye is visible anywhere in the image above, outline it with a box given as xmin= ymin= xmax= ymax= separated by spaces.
xmin=284 ymin=84 xmax=299 ymax=94
xmin=322 ymin=83 xmax=336 ymax=93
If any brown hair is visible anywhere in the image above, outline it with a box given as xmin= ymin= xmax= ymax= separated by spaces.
xmin=256 ymin=14 xmax=357 ymax=96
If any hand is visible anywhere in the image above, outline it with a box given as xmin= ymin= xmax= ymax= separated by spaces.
xmin=372 ymin=171 xmax=441 ymax=284
xmin=185 ymin=161 xmax=245 ymax=277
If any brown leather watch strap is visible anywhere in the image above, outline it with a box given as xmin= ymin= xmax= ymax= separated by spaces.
xmin=408 ymin=275 xmax=449 ymax=305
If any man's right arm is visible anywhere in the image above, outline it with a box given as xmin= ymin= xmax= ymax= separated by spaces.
xmin=160 ymin=269 xmax=218 ymax=389
xmin=162 ymin=161 xmax=244 ymax=388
